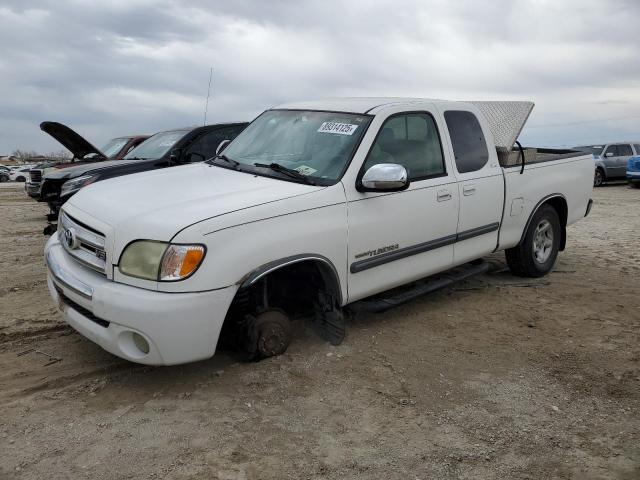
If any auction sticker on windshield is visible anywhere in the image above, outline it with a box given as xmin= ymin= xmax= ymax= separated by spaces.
xmin=294 ymin=165 xmax=318 ymax=176
xmin=317 ymin=122 xmax=358 ymax=135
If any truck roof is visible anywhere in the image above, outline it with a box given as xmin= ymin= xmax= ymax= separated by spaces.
xmin=273 ymin=97 xmax=535 ymax=153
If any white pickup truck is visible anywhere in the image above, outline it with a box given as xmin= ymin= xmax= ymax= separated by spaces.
xmin=44 ymin=98 xmax=593 ymax=365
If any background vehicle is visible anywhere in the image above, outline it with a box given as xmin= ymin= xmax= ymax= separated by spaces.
xmin=575 ymin=142 xmax=640 ymax=186
xmin=9 ymin=165 xmax=35 ymax=182
xmin=44 ymin=98 xmax=593 ymax=366
xmin=26 ymin=123 xmax=149 ymax=199
xmin=0 ymin=170 xmax=9 ymax=182
xmin=40 ymin=122 xmax=247 ymax=216
xmin=627 ymin=156 xmax=640 ymax=188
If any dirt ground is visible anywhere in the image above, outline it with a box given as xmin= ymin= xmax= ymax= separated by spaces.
xmin=0 ymin=181 xmax=638 ymax=479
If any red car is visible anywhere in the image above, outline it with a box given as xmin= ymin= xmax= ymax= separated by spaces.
xmin=26 ymin=122 xmax=148 ymax=199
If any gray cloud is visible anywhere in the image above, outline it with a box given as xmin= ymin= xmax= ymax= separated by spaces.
xmin=0 ymin=0 xmax=638 ymax=154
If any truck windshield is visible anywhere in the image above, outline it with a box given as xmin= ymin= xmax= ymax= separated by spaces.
xmin=100 ymin=138 xmax=129 ymax=158
xmin=221 ymin=110 xmax=371 ymax=184
xmin=124 ymin=130 xmax=188 ymax=160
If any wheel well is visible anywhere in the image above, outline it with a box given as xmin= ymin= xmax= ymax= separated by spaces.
xmin=218 ymin=259 xmax=342 ymax=348
xmin=520 ymin=196 xmax=568 ymax=251
xmin=543 ymin=196 xmax=568 ymax=251
xmin=596 ymin=166 xmax=605 ymax=176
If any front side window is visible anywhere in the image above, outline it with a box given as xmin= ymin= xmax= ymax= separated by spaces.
xmin=186 ymin=127 xmax=243 ymax=161
xmin=362 ymin=113 xmax=445 ymax=180
xmin=444 ymin=111 xmax=489 ymax=174
xmin=220 ymin=110 xmax=371 ymax=184
xmin=603 ymin=145 xmax=618 ymax=157
xmin=617 ymin=144 xmax=633 ymax=156
xmin=124 ymin=130 xmax=188 ymax=160
xmin=634 ymin=144 xmax=640 ymax=155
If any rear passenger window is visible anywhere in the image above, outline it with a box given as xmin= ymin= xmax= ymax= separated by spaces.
xmin=617 ymin=144 xmax=633 ymax=156
xmin=444 ymin=111 xmax=489 ymax=173
xmin=634 ymin=144 xmax=640 ymax=155
xmin=362 ymin=113 xmax=445 ymax=181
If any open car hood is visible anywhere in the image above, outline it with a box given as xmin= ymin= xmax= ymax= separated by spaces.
xmin=40 ymin=121 xmax=106 ymax=160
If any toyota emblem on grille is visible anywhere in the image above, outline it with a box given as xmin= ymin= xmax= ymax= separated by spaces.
xmin=64 ymin=227 xmax=79 ymax=249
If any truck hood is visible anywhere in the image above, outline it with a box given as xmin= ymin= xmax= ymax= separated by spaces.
xmin=64 ymin=163 xmax=323 ymax=253
xmin=40 ymin=121 xmax=106 ymax=160
xmin=44 ymin=159 xmax=141 ymax=180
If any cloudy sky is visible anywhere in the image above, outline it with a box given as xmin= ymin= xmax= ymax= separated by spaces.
xmin=1 ymin=0 xmax=638 ymax=154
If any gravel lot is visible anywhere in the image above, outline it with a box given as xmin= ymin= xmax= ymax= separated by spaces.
xmin=0 ymin=181 xmax=638 ymax=479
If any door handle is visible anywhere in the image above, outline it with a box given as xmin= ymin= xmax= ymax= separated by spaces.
xmin=437 ymin=189 xmax=452 ymax=202
xmin=463 ymin=185 xmax=476 ymax=196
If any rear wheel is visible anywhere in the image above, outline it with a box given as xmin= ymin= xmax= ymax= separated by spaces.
xmin=594 ymin=168 xmax=604 ymax=187
xmin=506 ymin=204 xmax=561 ymax=277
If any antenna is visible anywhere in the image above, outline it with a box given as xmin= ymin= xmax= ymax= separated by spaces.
xmin=203 ymin=67 xmax=213 ymax=125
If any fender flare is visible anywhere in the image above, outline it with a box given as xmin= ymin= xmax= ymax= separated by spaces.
xmin=518 ymin=194 xmax=568 ymax=251
xmin=238 ymin=253 xmax=343 ymax=305
xmin=594 ymin=161 xmax=606 ymax=177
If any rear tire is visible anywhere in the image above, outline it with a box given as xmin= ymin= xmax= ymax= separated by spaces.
xmin=594 ymin=168 xmax=604 ymax=187
xmin=506 ymin=204 xmax=561 ymax=277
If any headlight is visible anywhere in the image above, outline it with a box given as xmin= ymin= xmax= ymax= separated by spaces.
xmin=119 ymin=240 xmax=206 ymax=281
xmin=60 ymin=174 xmax=97 ymax=197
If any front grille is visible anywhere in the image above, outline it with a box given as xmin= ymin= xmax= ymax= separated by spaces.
xmin=29 ymin=169 xmax=42 ymax=183
xmin=59 ymin=212 xmax=107 ymax=274
xmin=54 ymin=284 xmax=110 ymax=328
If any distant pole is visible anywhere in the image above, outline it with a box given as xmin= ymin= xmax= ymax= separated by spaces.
xmin=203 ymin=67 xmax=213 ymax=125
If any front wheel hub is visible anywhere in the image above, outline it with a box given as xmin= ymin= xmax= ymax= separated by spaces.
xmin=246 ymin=310 xmax=292 ymax=359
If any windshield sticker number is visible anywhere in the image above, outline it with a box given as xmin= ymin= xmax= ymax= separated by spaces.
xmin=317 ymin=122 xmax=358 ymax=135
xmin=294 ymin=165 xmax=318 ymax=176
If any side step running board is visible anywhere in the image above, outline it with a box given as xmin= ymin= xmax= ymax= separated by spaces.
xmin=351 ymin=261 xmax=490 ymax=313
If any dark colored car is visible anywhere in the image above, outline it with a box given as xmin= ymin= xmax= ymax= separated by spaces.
xmin=27 ymin=122 xmax=149 ymax=199
xmin=0 ymin=170 xmax=9 ymax=182
xmin=40 ymin=122 xmax=248 ymax=216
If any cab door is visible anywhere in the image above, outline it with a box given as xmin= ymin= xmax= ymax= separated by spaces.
xmin=614 ymin=144 xmax=634 ymax=177
xmin=344 ymin=106 xmax=459 ymax=302
xmin=602 ymin=144 xmax=624 ymax=178
xmin=440 ymin=108 xmax=504 ymax=264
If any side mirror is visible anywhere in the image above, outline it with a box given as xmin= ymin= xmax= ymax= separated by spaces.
xmin=605 ymin=152 xmax=614 ymax=158
xmin=169 ymin=148 xmax=183 ymax=165
xmin=216 ymin=139 xmax=231 ymax=156
xmin=186 ymin=152 xmax=205 ymax=163
xmin=359 ymin=163 xmax=409 ymax=192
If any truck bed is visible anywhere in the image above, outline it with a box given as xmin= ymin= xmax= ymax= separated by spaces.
xmin=499 ymin=147 xmax=590 ymax=168
xmin=497 ymin=150 xmax=594 ymax=251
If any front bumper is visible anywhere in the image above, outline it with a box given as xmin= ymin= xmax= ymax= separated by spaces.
xmin=626 ymin=171 xmax=640 ymax=183
xmin=44 ymin=235 xmax=237 ymax=365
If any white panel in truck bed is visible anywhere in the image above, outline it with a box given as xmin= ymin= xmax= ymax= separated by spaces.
xmin=469 ymin=101 xmax=534 ymax=152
